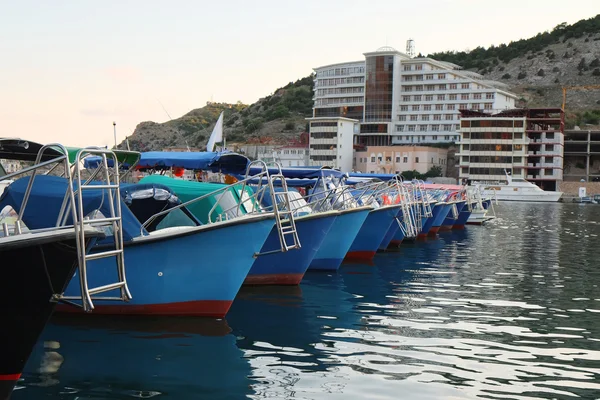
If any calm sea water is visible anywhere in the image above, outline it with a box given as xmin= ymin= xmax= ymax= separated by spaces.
xmin=13 ymin=203 xmax=600 ymax=400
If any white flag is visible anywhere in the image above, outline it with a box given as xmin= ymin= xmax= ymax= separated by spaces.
xmin=206 ymin=112 xmax=224 ymax=152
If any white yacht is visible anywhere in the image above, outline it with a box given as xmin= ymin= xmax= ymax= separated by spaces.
xmin=474 ymin=171 xmax=562 ymax=202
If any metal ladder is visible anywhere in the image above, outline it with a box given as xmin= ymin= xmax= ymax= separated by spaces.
xmin=242 ymin=161 xmax=301 ymax=256
xmin=61 ymin=148 xmax=132 ymax=311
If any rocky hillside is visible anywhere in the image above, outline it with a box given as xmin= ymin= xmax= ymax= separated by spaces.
xmin=123 ymin=15 xmax=600 ymax=151
xmin=429 ymin=14 xmax=600 ymax=127
xmin=123 ymin=76 xmax=313 ymax=152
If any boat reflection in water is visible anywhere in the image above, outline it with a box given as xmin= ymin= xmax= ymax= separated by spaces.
xmin=16 ymin=316 xmax=251 ymax=400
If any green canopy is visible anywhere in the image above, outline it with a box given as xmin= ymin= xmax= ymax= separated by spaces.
xmin=65 ymin=147 xmax=141 ymax=166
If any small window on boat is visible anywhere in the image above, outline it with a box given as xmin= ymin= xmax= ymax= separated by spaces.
xmin=238 ymin=189 xmax=259 ymax=213
xmin=215 ymin=191 xmax=243 ymax=220
xmin=156 ymin=208 xmax=197 ymax=230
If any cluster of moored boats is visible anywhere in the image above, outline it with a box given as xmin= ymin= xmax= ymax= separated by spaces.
xmin=0 ymin=138 xmax=495 ymax=399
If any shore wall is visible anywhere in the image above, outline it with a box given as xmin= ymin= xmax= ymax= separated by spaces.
xmin=560 ymin=181 xmax=600 ymax=196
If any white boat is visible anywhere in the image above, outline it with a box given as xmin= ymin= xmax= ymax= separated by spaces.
xmin=473 ymin=171 xmax=562 ymax=202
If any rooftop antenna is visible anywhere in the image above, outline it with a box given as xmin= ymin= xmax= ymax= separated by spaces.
xmin=113 ymin=121 xmax=117 ymax=149
xmin=406 ymin=39 xmax=415 ymax=58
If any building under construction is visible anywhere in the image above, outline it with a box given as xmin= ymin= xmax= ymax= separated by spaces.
xmin=458 ymin=107 xmax=564 ymax=191
xmin=564 ymin=129 xmax=600 ymax=182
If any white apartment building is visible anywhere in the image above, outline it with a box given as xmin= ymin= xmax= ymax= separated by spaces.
xmin=306 ymin=116 xmax=358 ymax=172
xmin=258 ymin=145 xmax=310 ymax=167
xmin=458 ymin=108 xmax=564 ymax=191
xmin=311 ymin=46 xmax=518 ymax=146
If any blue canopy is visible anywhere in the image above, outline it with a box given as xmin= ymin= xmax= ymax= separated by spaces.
xmin=138 ymin=151 xmax=249 ymax=173
xmin=245 ymin=166 xmax=345 ymax=179
xmin=0 ymin=175 xmax=146 ymax=241
xmin=84 ymin=156 xmax=116 ymax=169
xmin=348 ymin=172 xmax=398 ymax=181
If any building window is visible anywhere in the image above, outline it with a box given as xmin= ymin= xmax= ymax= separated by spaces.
xmin=426 ymin=84 xmax=435 ymax=91
xmin=420 ymin=125 xmax=427 ymax=131
xmin=443 ymin=125 xmax=452 ymax=131
xmin=434 ymin=114 xmax=441 ymax=120
xmin=415 ymin=85 xmax=423 ymax=92
xmin=449 ymin=83 xmax=457 ymax=90
xmin=435 ymin=104 xmax=443 ymax=110
xmin=439 ymin=84 xmax=446 ymax=90
xmin=404 ymin=65 xmax=412 ymax=71
xmin=433 ymin=135 xmax=438 ymax=140
xmin=412 ymin=105 xmax=420 ymax=111
xmin=461 ymin=94 xmax=469 ymax=100
xmin=414 ymin=95 xmax=422 ymax=101
xmin=438 ymin=73 xmax=446 ymax=79
xmin=484 ymin=103 xmax=493 ymax=110
xmin=400 ymin=105 xmax=408 ymax=111
xmin=404 ymin=86 xmax=413 ymax=92
xmin=403 ymin=95 xmax=411 ymax=102
xmin=399 ymin=115 xmax=406 ymax=121
xmin=437 ymin=94 xmax=446 ymax=101
xmin=471 ymin=103 xmax=480 ymax=110
xmin=415 ymin=157 xmax=419 ymax=163
xmin=415 ymin=64 xmax=423 ymax=70
xmin=408 ymin=125 xmax=416 ymax=131
xmin=422 ymin=115 xmax=430 ymax=121
xmin=403 ymin=157 xmax=408 ymax=163
xmin=371 ymin=156 xmax=375 ymax=162
xmin=396 ymin=156 xmax=400 ymax=162
xmin=396 ymin=125 xmax=404 ymax=131
xmin=426 ymin=74 xmax=434 ymax=80
xmin=416 ymin=75 xmax=423 ymax=81
xmin=545 ymin=169 xmax=553 ymax=175
xmin=486 ymin=93 xmax=495 ymax=99
xmin=447 ymin=104 xmax=455 ymax=110
xmin=431 ymin=125 xmax=439 ymax=131
xmin=410 ymin=115 xmax=418 ymax=121
xmin=424 ymin=104 xmax=431 ymax=111
xmin=461 ymin=83 xmax=470 ymax=89
xmin=474 ymin=93 xmax=482 ymax=100
xmin=445 ymin=114 xmax=453 ymax=120
xmin=545 ymin=145 xmax=554 ymax=151
xmin=404 ymin=75 xmax=413 ymax=82
xmin=425 ymin=95 xmax=433 ymax=101
xmin=449 ymin=94 xmax=457 ymax=100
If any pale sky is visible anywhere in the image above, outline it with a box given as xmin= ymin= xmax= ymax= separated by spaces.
xmin=1 ymin=0 xmax=598 ymax=147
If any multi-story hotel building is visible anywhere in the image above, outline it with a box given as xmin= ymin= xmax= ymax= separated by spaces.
xmin=458 ymin=108 xmax=564 ymax=191
xmin=311 ymin=46 xmax=518 ymax=148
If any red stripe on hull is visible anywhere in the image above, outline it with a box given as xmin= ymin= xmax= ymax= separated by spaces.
xmin=452 ymin=224 xmax=465 ymax=230
xmin=344 ymin=251 xmax=376 ymax=261
xmin=388 ymin=239 xmax=403 ymax=247
xmin=417 ymin=233 xmax=428 ymax=240
xmin=0 ymin=373 xmax=20 ymax=381
xmin=428 ymin=227 xmax=440 ymax=236
xmin=438 ymin=225 xmax=453 ymax=232
xmin=56 ymin=300 xmax=233 ymax=318
xmin=243 ymin=273 xmax=304 ymax=286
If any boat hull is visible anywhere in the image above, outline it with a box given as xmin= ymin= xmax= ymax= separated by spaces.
xmin=245 ymin=212 xmax=337 ymax=284
xmin=427 ymin=203 xmax=452 ymax=236
xmin=309 ymin=207 xmax=370 ymax=271
xmin=480 ymin=191 xmax=563 ymax=202
xmin=346 ymin=205 xmax=401 ymax=261
xmin=60 ymin=216 xmax=275 ymax=317
xmin=378 ymin=208 xmax=403 ymax=251
xmin=452 ymin=202 xmax=474 ymax=230
xmin=0 ymin=229 xmax=96 ymax=400
xmin=440 ymin=201 xmax=466 ymax=231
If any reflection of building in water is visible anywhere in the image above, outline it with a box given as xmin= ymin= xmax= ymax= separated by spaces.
xmin=33 ymin=341 xmax=64 ymax=387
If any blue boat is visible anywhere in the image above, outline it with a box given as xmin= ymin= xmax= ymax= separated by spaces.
xmin=0 ymin=175 xmax=275 ymax=317
xmin=309 ymin=206 xmax=371 ymax=270
xmin=378 ymin=207 xmax=403 ymax=250
xmin=427 ymin=202 xmax=453 ymax=236
xmin=246 ymin=210 xmax=338 ymax=284
xmin=346 ymin=205 xmax=401 ymax=261
xmin=453 ymin=201 xmax=474 ymax=229
xmin=440 ymin=200 xmax=467 ymax=231
xmin=417 ymin=201 xmax=443 ymax=238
